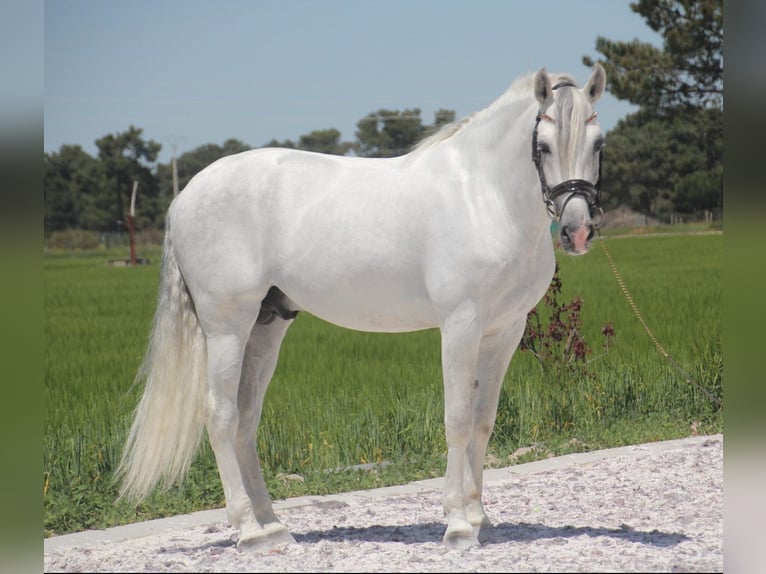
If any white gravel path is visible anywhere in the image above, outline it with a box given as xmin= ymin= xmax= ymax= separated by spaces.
xmin=44 ymin=434 xmax=722 ymax=573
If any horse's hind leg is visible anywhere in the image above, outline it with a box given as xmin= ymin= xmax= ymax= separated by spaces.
xmin=234 ymin=315 xmax=296 ymax=551
xmin=204 ymin=329 xmax=258 ymax=534
xmin=200 ymin=296 xmax=291 ymax=553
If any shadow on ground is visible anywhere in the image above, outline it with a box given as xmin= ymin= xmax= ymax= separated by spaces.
xmin=292 ymin=521 xmax=689 ymax=548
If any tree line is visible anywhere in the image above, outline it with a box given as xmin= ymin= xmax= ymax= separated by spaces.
xmin=44 ymin=0 xmax=722 ymax=236
xmin=44 ymin=108 xmax=456 ymax=234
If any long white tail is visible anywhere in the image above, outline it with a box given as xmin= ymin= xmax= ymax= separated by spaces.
xmin=117 ymin=232 xmax=208 ymax=501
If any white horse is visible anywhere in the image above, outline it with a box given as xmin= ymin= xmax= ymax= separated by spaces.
xmin=118 ymin=64 xmax=606 ymax=551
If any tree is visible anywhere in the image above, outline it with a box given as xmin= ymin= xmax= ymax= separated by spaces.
xmin=44 ymin=145 xmax=106 ymax=232
xmin=354 ymin=108 xmax=425 ymax=158
xmin=599 ymin=107 xmax=722 ymax=219
xmin=354 ymin=108 xmax=456 ymax=158
xmin=584 ymin=0 xmax=722 ymax=111
xmin=583 ymin=0 xmax=723 ymax=220
xmin=420 ymin=108 xmax=457 ymax=140
xmin=156 ymin=138 xmax=251 ymax=198
xmin=95 ymin=126 xmax=163 ymax=230
xmin=264 ymin=137 xmax=296 ymax=149
xmin=298 ymin=129 xmax=353 ymax=155
xmin=265 ymin=128 xmax=352 ymax=156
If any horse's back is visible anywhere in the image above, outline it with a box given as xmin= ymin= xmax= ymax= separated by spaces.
xmin=171 ymin=147 xmax=430 ymax=266
xmin=167 ymin=148 xmax=442 ymax=331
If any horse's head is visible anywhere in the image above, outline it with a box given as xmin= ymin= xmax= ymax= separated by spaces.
xmin=532 ymin=64 xmax=606 ymax=255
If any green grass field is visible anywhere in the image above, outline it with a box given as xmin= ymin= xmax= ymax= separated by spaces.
xmin=43 ymin=230 xmax=722 ymax=536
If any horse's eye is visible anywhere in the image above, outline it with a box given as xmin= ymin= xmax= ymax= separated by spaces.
xmin=594 ymin=137 xmax=605 ymax=153
xmin=537 ymin=142 xmax=551 ymax=155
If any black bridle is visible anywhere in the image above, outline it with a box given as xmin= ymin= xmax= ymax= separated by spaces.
xmin=531 ymin=81 xmax=603 ymax=223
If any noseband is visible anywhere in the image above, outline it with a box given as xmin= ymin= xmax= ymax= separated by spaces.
xmin=531 ymin=81 xmax=603 ymax=223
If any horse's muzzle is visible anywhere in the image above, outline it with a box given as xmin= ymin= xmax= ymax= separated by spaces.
xmin=560 ymin=221 xmax=595 ymax=255
xmin=552 ymin=179 xmax=601 ymax=255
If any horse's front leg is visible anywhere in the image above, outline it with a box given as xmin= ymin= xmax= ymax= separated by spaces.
xmin=463 ymin=319 xmax=527 ymax=534
xmin=440 ymin=304 xmax=483 ymax=549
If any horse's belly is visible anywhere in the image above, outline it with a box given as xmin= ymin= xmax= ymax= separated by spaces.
xmin=282 ymin=275 xmax=438 ymax=333
xmin=311 ymin=305 xmax=436 ymax=333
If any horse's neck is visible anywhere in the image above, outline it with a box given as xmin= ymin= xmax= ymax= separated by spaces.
xmin=465 ymin=91 xmax=537 ymax=163
xmin=437 ymin=94 xmax=544 ymax=218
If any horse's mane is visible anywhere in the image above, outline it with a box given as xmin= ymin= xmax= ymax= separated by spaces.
xmin=410 ymin=115 xmax=474 ymax=153
xmin=410 ymin=71 xmax=580 ymax=155
xmin=546 ymin=73 xmax=588 ymax=173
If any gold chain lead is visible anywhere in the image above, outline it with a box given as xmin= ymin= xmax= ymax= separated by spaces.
xmin=597 ymin=233 xmax=722 ymax=408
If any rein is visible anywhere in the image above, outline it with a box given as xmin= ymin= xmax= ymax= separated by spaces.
xmin=596 ymin=230 xmax=723 ymax=409
xmin=531 ymin=81 xmax=603 ymax=223
xmin=530 ymin=83 xmax=720 ymax=408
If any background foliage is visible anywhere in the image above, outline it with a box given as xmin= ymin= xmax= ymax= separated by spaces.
xmin=583 ymin=0 xmax=723 ymax=221
xmin=44 ymin=0 xmax=723 ymax=236
xmin=44 ymin=233 xmax=722 ymax=536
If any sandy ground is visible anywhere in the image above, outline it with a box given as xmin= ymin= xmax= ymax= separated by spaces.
xmin=44 ymin=434 xmax=722 ymax=573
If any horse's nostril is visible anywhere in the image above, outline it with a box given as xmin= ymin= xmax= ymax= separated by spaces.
xmin=561 ymin=226 xmax=570 ymax=242
xmin=587 ymin=226 xmax=595 ymax=242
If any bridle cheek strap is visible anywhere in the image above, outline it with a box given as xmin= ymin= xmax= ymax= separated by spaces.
xmin=531 ymin=112 xmax=603 ymax=224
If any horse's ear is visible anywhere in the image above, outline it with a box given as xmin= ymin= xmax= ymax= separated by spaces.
xmin=534 ymin=67 xmax=553 ymax=108
xmin=583 ymin=63 xmax=606 ymax=104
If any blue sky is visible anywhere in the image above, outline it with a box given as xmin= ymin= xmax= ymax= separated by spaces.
xmin=44 ymin=0 xmax=662 ymax=164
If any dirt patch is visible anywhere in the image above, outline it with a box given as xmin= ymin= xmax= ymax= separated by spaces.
xmin=44 ymin=436 xmax=722 ymax=573
xmin=600 ymin=206 xmax=660 ymax=228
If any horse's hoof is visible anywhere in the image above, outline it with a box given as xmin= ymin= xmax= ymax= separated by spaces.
xmin=467 ymin=512 xmax=492 ymax=529
xmin=474 ymin=520 xmax=493 ymax=543
xmin=237 ymin=522 xmax=296 ymax=553
xmin=469 ymin=512 xmax=492 ymax=538
xmin=443 ymin=521 xmax=479 ymax=549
